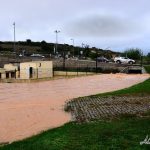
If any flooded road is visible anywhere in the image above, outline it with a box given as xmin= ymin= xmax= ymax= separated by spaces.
xmin=0 ymin=74 xmax=149 ymax=143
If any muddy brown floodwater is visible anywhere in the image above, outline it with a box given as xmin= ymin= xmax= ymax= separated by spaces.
xmin=0 ymin=74 xmax=149 ymax=143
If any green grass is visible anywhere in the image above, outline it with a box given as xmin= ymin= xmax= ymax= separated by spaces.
xmin=144 ymin=65 xmax=150 ymax=73
xmin=0 ymin=78 xmax=150 ymax=150
xmin=1 ymin=119 xmax=150 ymax=150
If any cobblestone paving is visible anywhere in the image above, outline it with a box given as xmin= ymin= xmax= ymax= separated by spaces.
xmin=65 ymin=96 xmax=150 ymax=122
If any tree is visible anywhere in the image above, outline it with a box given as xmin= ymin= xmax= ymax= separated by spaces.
xmin=26 ymin=39 xmax=32 ymax=45
xmin=89 ymin=52 xmax=97 ymax=60
xmin=0 ymin=46 xmax=2 ymax=51
xmin=83 ymin=45 xmax=90 ymax=57
xmin=123 ymin=48 xmax=142 ymax=60
xmin=146 ymin=52 xmax=150 ymax=62
xmin=41 ymin=40 xmax=47 ymax=45
xmin=41 ymin=41 xmax=49 ymax=52
xmin=147 ymin=52 xmax=150 ymax=58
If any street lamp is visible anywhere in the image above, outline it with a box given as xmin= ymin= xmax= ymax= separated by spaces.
xmin=81 ymin=43 xmax=85 ymax=58
xmin=82 ymin=43 xmax=85 ymax=48
xmin=54 ymin=30 xmax=60 ymax=55
xmin=70 ymin=38 xmax=74 ymax=57
xmin=96 ymin=48 xmax=98 ymax=73
xmin=13 ymin=22 xmax=16 ymax=54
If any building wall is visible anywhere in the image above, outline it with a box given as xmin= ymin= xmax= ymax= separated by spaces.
xmin=1 ymin=73 xmax=6 ymax=79
xmin=20 ymin=61 xmax=53 ymax=79
xmin=20 ymin=63 xmax=36 ymax=79
xmin=37 ymin=61 xmax=53 ymax=79
xmin=4 ymin=64 xmax=18 ymax=71
xmin=0 ymin=71 xmax=16 ymax=79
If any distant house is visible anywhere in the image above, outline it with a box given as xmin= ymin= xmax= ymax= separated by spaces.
xmin=20 ymin=61 xmax=53 ymax=79
xmin=0 ymin=68 xmax=6 ymax=79
xmin=0 ymin=64 xmax=18 ymax=79
xmin=0 ymin=61 xmax=53 ymax=80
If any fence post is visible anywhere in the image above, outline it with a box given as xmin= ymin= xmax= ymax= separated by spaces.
xmin=37 ymin=68 xmax=38 ymax=79
xmin=66 ymin=67 xmax=67 ymax=76
xmin=86 ymin=64 xmax=88 ymax=75
xmin=77 ymin=62 xmax=79 ymax=76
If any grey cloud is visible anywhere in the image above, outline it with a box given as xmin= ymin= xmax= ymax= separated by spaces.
xmin=0 ymin=0 xmax=150 ymax=54
xmin=65 ymin=15 xmax=143 ymax=38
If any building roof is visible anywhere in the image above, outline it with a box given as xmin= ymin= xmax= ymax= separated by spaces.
xmin=0 ymin=68 xmax=16 ymax=73
xmin=20 ymin=61 xmax=52 ymax=64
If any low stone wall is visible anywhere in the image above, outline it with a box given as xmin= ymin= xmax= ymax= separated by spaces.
xmin=54 ymin=71 xmax=95 ymax=76
xmin=0 ymin=78 xmax=53 ymax=83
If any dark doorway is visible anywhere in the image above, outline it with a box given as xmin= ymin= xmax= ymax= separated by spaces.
xmin=29 ymin=67 xmax=33 ymax=78
xmin=11 ymin=72 xmax=16 ymax=78
xmin=6 ymin=72 xmax=9 ymax=79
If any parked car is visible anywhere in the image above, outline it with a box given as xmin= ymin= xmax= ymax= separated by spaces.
xmin=114 ymin=57 xmax=135 ymax=64
xmin=97 ymin=57 xmax=109 ymax=63
xmin=19 ymin=54 xmax=23 ymax=57
xmin=30 ymin=54 xmax=45 ymax=58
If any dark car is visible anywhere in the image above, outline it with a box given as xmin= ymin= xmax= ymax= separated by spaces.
xmin=97 ymin=57 xmax=109 ymax=63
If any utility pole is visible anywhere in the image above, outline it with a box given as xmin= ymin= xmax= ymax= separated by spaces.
xmin=81 ymin=43 xmax=85 ymax=58
xmin=13 ymin=22 xmax=16 ymax=55
xmin=54 ymin=30 xmax=60 ymax=55
xmin=141 ymin=51 xmax=143 ymax=67
xmin=96 ymin=49 xmax=98 ymax=73
xmin=70 ymin=38 xmax=74 ymax=57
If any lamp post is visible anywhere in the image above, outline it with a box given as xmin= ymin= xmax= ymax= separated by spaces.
xmin=63 ymin=44 xmax=66 ymax=70
xmin=13 ymin=22 xmax=16 ymax=55
xmin=81 ymin=43 xmax=85 ymax=58
xmin=96 ymin=48 xmax=98 ymax=73
xmin=82 ymin=43 xmax=85 ymax=49
xmin=141 ymin=51 xmax=143 ymax=67
xmin=54 ymin=30 xmax=60 ymax=55
xmin=70 ymin=38 xmax=74 ymax=57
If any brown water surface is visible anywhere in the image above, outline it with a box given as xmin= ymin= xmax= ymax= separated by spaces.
xmin=0 ymin=74 xmax=149 ymax=143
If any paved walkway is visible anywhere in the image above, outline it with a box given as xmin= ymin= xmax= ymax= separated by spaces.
xmin=0 ymin=74 xmax=149 ymax=143
xmin=66 ymin=96 xmax=150 ymax=122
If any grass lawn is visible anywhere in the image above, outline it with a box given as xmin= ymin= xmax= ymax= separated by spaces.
xmin=0 ymin=79 xmax=150 ymax=150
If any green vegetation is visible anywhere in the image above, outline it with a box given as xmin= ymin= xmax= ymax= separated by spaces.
xmin=0 ymin=79 xmax=150 ymax=150
xmin=1 ymin=118 xmax=150 ymax=150
xmin=122 ymin=48 xmax=150 ymax=64
xmin=0 ymin=41 xmax=119 ymax=59
xmin=123 ymin=48 xmax=142 ymax=60
xmin=144 ymin=65 xmax=150 ymax=73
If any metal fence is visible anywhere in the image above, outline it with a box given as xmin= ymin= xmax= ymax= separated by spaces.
xmin=53 ymin=59 xmax=123 ymax=74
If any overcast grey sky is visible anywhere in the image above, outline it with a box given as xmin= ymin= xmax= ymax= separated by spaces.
xmin=0 ymin=0 xmax=150 ymax=53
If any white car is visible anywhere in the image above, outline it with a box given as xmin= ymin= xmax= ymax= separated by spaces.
xmin=31 ymin=54 xmax=45 ymax=58
xmin=114 ymin=57 xmax=135 ymax=64
xmin=19 ymin=54 xmax=23 ymax=57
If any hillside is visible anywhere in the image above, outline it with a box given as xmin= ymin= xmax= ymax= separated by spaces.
xmin=0 ymin=41 xmax=120 ymax=59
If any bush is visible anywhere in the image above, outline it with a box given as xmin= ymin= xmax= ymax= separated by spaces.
xmin=123 ymin=48 xmax=142 ymax=60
